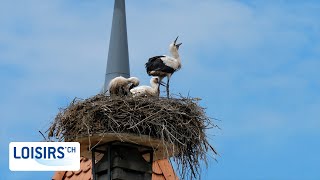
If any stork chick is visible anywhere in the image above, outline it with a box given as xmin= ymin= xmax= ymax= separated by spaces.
xmin=145 ymin=36 xmax=182 ymax=98
xmin=130 ymin=77 xmax=160 ymax=97
xmin=109 ymin=76 xmax=140 ymax=96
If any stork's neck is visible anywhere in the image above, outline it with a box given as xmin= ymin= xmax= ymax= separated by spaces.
xmin=151 ymin=82 xmax=159 ymax=89
xmin=170 ymin=49 xmax=181 ymax=69
xmin=152 ymin=83 xmax=160 ymax=96
xmin=170 ymin=49 xmax=180 ymax=59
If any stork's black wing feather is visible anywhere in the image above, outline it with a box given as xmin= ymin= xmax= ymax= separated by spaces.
xmin=145 ymin=56 xmax=175 ymax=75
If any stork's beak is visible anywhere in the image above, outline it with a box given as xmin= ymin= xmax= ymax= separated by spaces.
xmin=174 ymin=36 xmax=179 ymax=45
xmin=129 ymin=84 xmax=135 ymax=90
xmin=159 ymin=81 xmax=166 ymax=87
xmin=176 ymin=43 xmax=182 ymax=50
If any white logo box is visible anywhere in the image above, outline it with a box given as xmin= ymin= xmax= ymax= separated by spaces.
xmin=9 ymin=142 xmax=80 ymax=171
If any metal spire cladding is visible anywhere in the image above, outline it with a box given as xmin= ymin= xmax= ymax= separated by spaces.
xmin=103 ymin=0 xmax=130 ymax=93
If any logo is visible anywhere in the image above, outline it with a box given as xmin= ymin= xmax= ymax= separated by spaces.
xmin=9 ymin=142 xmax=80 ymax=171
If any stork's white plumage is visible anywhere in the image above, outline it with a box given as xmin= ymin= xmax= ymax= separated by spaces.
xmin=108 ymin=76 xmax=140 ymax=96
xmin=130 ymin=77 xmax=160 ymax=97
xmin=145 ymin=36 xmax=182 ymax=98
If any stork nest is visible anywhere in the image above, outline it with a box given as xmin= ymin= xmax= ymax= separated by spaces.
xmin=47 ymin=94 xmax=218 ymax=180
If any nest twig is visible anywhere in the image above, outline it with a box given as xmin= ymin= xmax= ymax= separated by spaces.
xmin=47 ymin=94 xmax=218 ymax=179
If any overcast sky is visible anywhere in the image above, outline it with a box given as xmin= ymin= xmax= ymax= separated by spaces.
xmin=1 ymin=0 xmax=320 ymax=179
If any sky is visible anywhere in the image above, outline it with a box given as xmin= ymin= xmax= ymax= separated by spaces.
xmin=0 ymin=0 xmax=320 ymax=179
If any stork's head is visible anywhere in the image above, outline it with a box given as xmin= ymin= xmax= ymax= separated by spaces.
xmin=151 ymin=77 xmax=159 ymax=85
xmin=169 ymin=36 xmax=182 ymax=52
xmin=128 ymin=77 xmax=140 ymax=86
xmin=128 ymin=77 xmax=140 ymax=90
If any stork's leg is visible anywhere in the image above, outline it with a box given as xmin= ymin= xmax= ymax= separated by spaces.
xmin=157 ymin=77 xmax=162 ymax=95
xmin=166 ymin=77 xmax=170 ymax=98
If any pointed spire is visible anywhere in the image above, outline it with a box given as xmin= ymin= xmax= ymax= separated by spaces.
xmin=103 ymin=0 xmax=130 ymax=93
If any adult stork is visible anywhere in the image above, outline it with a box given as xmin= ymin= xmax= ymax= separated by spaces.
xmin=145 ymin=36 xmax=182 ymax=98
xmin=130 ymin=77 xmax=160 ymax=97
xmin=108 ymin=76 xmax=140 ymax=96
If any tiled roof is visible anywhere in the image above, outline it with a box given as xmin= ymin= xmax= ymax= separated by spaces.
xmin=52 ymin=157 xmax=178 ymax=180
xmin=52 ymin=157 xmax=92 ymax=180
xmin=152 ymin=159 xmax=179 ymax=180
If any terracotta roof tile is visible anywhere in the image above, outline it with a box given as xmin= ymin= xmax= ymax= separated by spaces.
xmin=82 ymin=170 xmax=93 ymax=180
xmin=83 ymin=160 xmax=91 ymax=173
xmin=74 ymin=168 xmax=82 ymax=175
xmin=52 ymin=171 xmax=66 ymax=180
xmin=152 ymin=174 xmax=166 ymax=180
xmin=65 ymin=171 xmax=74 ymax=178
xmin=157 ymin=159 xmax=178 ymax=180
xmin=52 ymin=157 xmax=178 ymax=180
xmin=152 ymin=160 xmax=163 ymax=175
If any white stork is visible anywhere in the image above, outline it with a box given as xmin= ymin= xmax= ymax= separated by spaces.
xmin=108 ymin=76 xmax=140 ymax=96
xmin=130 ymin=77 xmax=160 ymax=97
xmin=145 ymin=36 xmax=182 ymax=98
